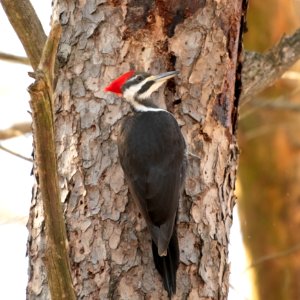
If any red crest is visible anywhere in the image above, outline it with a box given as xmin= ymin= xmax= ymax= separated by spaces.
xmin=104 ymin=70 xmax=135 ymax=94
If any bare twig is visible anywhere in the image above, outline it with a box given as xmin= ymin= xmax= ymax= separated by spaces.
xmin=246 ymin=243 xmax=300 ymax=271
xmin=0 ymin=144 xmax=33 ymax=162
xmin=229 ymin=283 xmax=251 ymax=300
xmin=253 ymin=100 xmax=300 ymax=111
xmin=0 ymin=122 xmax=31 ymax=140
xmin=1 ymin=0 xmax=47 ymax=70
xmin=0 ymin=214 xmax=27 ymax=225
xmin=244 ymin=122 xmax=300 ymax=140
xmin=242 ymin=28 xmax=300 ymax=103
xmin=0 ymin=52 xmax=30 ymax=65
xmin=28 ymin=23 xmax=76 ymax=300
xmin=240 ymin=85 xmax=300 ymax=119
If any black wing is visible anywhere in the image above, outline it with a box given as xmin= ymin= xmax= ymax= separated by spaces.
xmin=118 ymin=111 xmax=186 ymax=252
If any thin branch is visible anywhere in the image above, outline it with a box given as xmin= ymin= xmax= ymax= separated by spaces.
xmin=28 ymin=23 xmax=76 ymax=300
xmin=282 ymin=70 xmax=300 ymax=80
xmin=253 ymin=100 xmax=300 ymax=111
xmin=0 ymin=122 xmax=31 ymax=140
xmin=0 ymin=52 xmax=30 ymax=65
xmin=244 ymin=122 xmax=300 ymax=141
xmin=246 ymin=243 xmax=300 ymax=271
xmin=1 ymin=0 xmax=47 ymax=70
xmin=242 ymin=28 xmax=300 ymax=103
xmin=240 ymin=86 xmax=300 ymax=119
xmin=0 ymin=214 xmax=27 ymax=225
xmin=0 ymin=144 xmax=33 ymax=162
xmin=229 ymin=283 xmax=251 ymax=300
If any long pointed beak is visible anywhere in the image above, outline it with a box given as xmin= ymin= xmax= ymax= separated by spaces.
xmin=151 ymin=70 xmax=179 ymax=82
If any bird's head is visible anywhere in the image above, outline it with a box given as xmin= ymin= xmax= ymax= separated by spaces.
xmin=104 ymin=70 xmax=179 ymax=110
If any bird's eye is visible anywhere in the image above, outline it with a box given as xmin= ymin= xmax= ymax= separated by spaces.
xmin=136 ymin=75 xmax=143 ymax=82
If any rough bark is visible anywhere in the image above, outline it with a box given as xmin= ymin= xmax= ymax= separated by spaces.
xmin=27 ymin=0 xmax=245 ymax=299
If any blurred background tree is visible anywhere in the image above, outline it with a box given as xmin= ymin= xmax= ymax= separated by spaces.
xmin=239 ymin=0 xmax=300 ymax=299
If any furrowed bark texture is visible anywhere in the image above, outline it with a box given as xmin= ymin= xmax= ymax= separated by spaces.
xmin=27 ymin=0 xmax=245 ymax=298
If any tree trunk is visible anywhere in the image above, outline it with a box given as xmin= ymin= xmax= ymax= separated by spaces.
xmin=238 ymin=1 xmax=300 ymax=299
xmin=27 ymin=0 xmax=245 ymax=299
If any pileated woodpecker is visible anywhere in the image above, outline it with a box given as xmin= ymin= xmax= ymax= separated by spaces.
xmin=104 ymin=70 xmax=186 ymax=297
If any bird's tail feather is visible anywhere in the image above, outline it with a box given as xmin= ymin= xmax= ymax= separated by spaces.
xmin=152 ymin=229 xmax=179 ymax=298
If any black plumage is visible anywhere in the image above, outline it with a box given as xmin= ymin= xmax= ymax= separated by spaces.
xmin=118 ymin=110 xmax=186 ymax=296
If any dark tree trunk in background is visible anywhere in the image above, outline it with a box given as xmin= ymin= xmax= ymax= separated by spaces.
xmin=27 ymin=0 xmax=245 ymax=298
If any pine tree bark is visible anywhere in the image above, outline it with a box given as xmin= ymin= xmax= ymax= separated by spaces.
xmin=27 ymin=0 xmax=246 ymax=299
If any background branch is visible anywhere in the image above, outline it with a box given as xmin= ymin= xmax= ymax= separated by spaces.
xmin=0 ymin=144 xmax=33 ymax=162
xmin=0 ymin=52 xmax=30 ymax=65
xmin=1 ymin=0 xmax=47 ymax=70
xmin=241 ymin=28 xmax=300 ymax=102
xmin=0 ymin=122 xmax=31 ymax=140
xmin=240 ymin=86 xmax=300 ymax=119
xmin=246 ymin=243 xmax=300 ymax=270
xmin=252 ymin=99 xmax=300 ymax=111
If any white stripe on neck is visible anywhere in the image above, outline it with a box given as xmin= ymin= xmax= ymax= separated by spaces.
xmin=132 ymin=101 xmax=166 ymax=112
